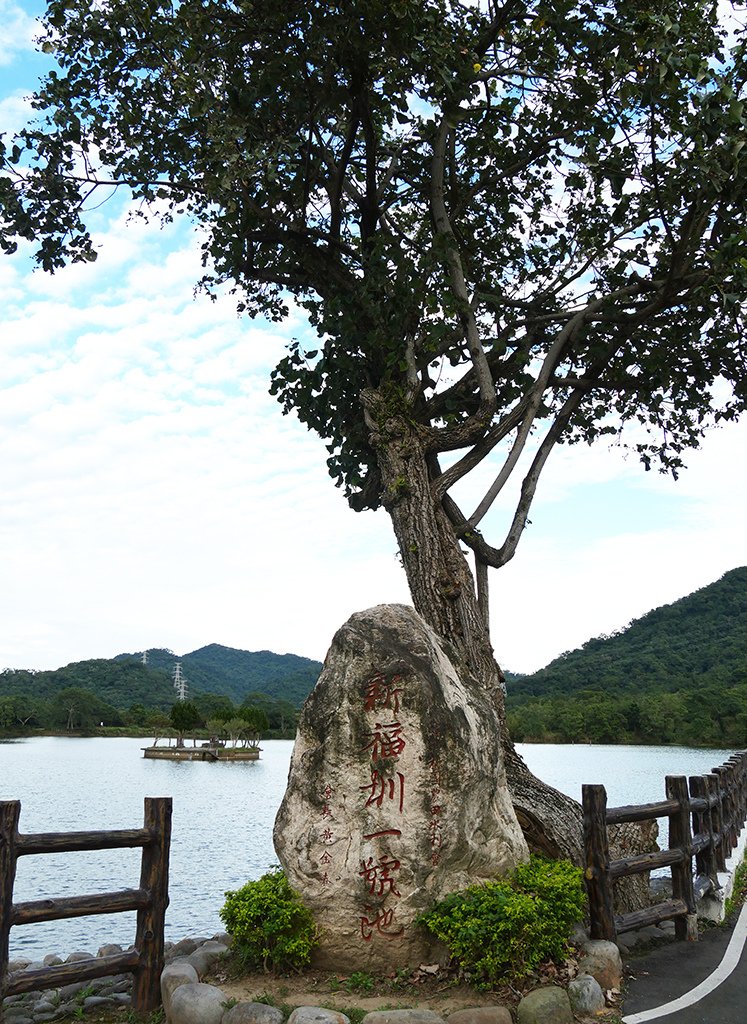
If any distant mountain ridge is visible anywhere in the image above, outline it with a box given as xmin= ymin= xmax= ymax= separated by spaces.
xmin=0 ymin=644 xmax=323 ymax=711
xmin=4 ymin=568 xmax=745 ymax=746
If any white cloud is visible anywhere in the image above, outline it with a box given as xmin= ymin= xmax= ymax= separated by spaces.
xmin=0 ymin=208 xmax=413 ymax=670
xmin=0 ymin=1 xmax=37 ymax=66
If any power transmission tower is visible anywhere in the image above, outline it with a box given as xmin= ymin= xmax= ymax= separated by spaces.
xmin=173 ymin=662 xmax=188 ymax=701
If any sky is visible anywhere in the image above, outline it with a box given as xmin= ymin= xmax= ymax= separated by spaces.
xmin=1 ymin=1 xmax=746 ymax=677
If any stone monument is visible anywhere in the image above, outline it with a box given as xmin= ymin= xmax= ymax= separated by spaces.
xmin=273 ymin=604 xmax=528 ymax=970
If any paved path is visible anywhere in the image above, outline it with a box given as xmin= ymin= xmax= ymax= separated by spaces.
xmin=622 ymin=903 xmax=747 ymax=1023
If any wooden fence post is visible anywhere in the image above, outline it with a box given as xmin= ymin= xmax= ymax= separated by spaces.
xmin=727 ymin=761 xmax=741 ymax=846
xmin=666 ymin=776 xmax=697 ymax=941
xmin=735 ymin=755 xmax=747 ymax=823
xmin=689 ymin=776 xmax=717 ymax=883
xmin=132 ymin=797 xmax=172 ymax=1012
xmin=733 ymin=753 xmax=745 ymax=823
xmin=727 ymin=757 xmax=742 ymax=820
xmin=715 ymin=767 xmax=735 ymax=859
xmin=1 ymin=802 xmax=21 ymax=1013
xmin=582 ymin=785 xmax=616 ymax=941
xmin=707 ymin=773 xmax=727 ymax=872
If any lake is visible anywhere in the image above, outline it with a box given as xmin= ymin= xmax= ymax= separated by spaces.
xmin=0 ymin=736 xmax=737 ymax=960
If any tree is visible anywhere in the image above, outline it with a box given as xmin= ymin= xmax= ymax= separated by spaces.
xmin=127 ymin=702 xmax=148 ymax=726
xmin=147 ymin=709 xmax=172 ymax=746
xmin=239 ymin=705 xmax=269 ymax=744
xmin=0 ymin=698 xmax=17 ymax=731
xmin=47 ymin=686 xmax=122 ymax=730
xmin=193 ymin=693 xmax=236 ymax=722
xmin=169 ymin=701 xmax=202 ymax=745
xmin=2 ymin=0 xmax=746 ymax=856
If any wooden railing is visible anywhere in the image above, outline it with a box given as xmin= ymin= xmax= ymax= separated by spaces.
xmin=0 ymin=797 xmax=171 ymax=1016
xmin=583 ymin=751 xmax=747 ymax=942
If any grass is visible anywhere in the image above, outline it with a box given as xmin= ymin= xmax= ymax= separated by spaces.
xmin=723 ymin=850 xmax=747 ymax=920
xmin=328 ymin=972 xmax=376 ymax=995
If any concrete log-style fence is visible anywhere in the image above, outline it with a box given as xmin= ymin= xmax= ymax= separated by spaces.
xmin=583 ymin=751 xmax=747 ymax=943
xmin=0 ymin=797 xmax=171 ymax=1019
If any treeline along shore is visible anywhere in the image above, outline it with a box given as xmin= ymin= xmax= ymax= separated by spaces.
xmin=0 ymin=645 xmax=310 ymax=740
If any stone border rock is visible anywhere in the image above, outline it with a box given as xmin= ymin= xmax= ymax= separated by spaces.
xmin=3 ymin=947 xmax=135 ymax=1024
xmin=158 ymin=931 xmax=624 ymax=1024
xmin=3 ymin=929 xmax=625 ymax=1024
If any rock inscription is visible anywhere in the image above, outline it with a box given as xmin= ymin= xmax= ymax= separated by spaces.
xmin=273 ymin=604 xmax=527 ymax=970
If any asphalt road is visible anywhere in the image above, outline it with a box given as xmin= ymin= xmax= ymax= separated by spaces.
xmin=622 ymin=903 xmax=747 ymax=1023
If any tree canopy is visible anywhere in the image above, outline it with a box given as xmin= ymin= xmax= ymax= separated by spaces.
xmin=2 ymin=0 xmax=746 ymax=663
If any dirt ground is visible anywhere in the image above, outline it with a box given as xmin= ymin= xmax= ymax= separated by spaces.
xmin=204 ymin=962 xmax=513 ymax=1016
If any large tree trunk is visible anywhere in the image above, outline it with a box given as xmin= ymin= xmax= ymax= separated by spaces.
xmin=364 ymin=393 xmax=583 ymax=863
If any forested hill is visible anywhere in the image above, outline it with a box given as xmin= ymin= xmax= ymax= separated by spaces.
xmin=114 ymin=644 xmax=322 ymax=705
xmin=1 ymin=644 xmax=322 ymax=711
xmin=507 ymin=567 xmax=747 ymax=746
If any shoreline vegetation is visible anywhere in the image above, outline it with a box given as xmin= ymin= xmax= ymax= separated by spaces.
xmin=0 ymin=689 xmax=300 ymax=743
xmin=507 ymin=568 xmax=747 ymax=748
xmin=0 ymin=726 xmax=296 ymax=742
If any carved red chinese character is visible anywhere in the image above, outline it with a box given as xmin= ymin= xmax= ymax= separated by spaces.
xmin=360 ymin=770 xmax=405 ymax=813
xmin=321 ymin=803 xmax=333 ymax=819
xmin=359 ymin=905 xmax=405 ymax=941
xmin=320 ymin=827 xmax=334 ymax=843
xmin=360 ymin=721 xmax=406 ymax=760
xmin=320 ymin=851 xmax=332 ymax=865
xmin=363 ymin=828 xmax=402 ymax=840
xmin=358 ymin=856 xmax=402 ymax=898
xmin=363 ymin=673 xmax=404 ymax=714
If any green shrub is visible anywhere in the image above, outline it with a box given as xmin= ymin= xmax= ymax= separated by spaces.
xmin=220 ymin=868 xmax=318 ymax=972
xmin=417 ymin=855 xmax=585 ymax=986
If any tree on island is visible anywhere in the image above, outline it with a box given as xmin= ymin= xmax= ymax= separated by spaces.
xmin=240 ymin=705 xmax=270 ymax=745
xmin=2 ymin=0 xmax=746 ymax=857
xmin=147 ymin=710 xmax=172 ymax=747
xmin=169 ymin=701 xmax=202 ymax=746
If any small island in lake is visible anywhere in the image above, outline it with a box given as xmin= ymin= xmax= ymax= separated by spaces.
xmin=142 ymin=739 xmax=261 ymax=761
xmin=143 ymin=666 xmax=263 ymax=759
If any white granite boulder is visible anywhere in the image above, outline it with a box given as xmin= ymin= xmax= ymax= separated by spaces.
xmin=223 ymin=1003 xmax=285 ymax=1024
xmin=287 ymin=1010 xmax=350 ymax=1024
xmin=361 ymin=1013 xmax=446 ymax=1024
xmin=161 ymin=961 xmax=199 ymax=1021
xmin=447 ymin=1009 xmax=512 ymax=1024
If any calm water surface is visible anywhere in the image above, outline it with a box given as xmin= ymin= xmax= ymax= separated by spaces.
xmin=0 ymin=736 xmax=736 ymax=959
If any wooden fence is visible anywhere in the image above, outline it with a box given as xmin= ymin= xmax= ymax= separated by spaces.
xmin=0 ymin=797 xmax=171 ymax=1015
xmin=583 ymin=751 xmax=747 ymax=942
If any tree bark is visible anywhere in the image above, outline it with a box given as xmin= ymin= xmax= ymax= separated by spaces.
xmin=363 ymin=392 xmax=584 ymax=863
